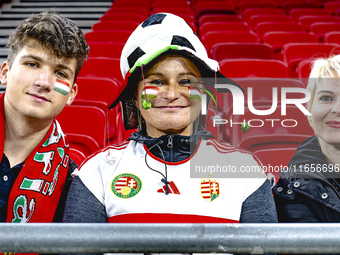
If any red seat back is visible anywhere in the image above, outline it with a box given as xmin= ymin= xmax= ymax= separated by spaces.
xmin=325 ymin=31 xmax=340 ymax=44
xmin=282 ymin=42 xmax=339 ymax=77
xmin=88 ymin=42 xmax=124 ymax=59
xmin=298 ymin=15 xmax=340 ymax=31
xmin=282 ymin=2 xmax=318 ymax=15
xmin=310 ymin=22 xmax=340 ymax=41
xmin=211 ymin=42 xmax=274 ymax=62
xmin=229 ymin=105 xmax=314 ymax=147
xmin=243 ymin=8 xmax=285 ymax=22
xmin=92 ymin=21 xmax=139 ymax=32
xmin=85 ymin=31 xmax=131 ymax=44
xmin=202 ymin=31 xmax=259 ymax=54
xmin=289 ymin=8 xmax=330 ymax=22
xmin=249 ymin=14 xmax=292 ymax=30
xmin=100 ymin=13 xmax=146 ymax=23
xmin=255 ymin=22 xmax=304 ymax=40
xmin=325 ymin=2 xmax=340 ymax=15
xmin=199 ymin=21 xmax=250 ymax=36
xmin=57 ymin=105 xmax=107 ymax=149
xmin=220 ymin=59 xmax=287 ymax=78
xmin=77 ymin=57 xmax=123 ymax=84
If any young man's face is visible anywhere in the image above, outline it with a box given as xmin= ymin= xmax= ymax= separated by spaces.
xmin=0 ymin=39 xmax=78 ymax=122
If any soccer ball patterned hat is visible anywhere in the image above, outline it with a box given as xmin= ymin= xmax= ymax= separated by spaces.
xmin=110 ymin=13 xmax=242 ymax=129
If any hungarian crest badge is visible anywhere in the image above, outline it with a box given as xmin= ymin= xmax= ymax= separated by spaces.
xmin=200 ymin=178 xmax=220 ymax=202
xmin=111 ymin=173 xmax=142 ymax=199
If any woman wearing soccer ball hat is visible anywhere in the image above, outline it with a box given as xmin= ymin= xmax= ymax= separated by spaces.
xmin=63 ymin=13 xmax=277 ymax=225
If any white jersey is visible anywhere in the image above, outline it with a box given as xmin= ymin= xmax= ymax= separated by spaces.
xmin=74 ymin=139 xmax=267 ymax=223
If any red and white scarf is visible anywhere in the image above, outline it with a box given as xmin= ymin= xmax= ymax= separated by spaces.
xmin=0 ymin=93 xmax=69 ymax=224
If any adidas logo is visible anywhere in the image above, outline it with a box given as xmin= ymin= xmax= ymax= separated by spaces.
xmin=157 ymin=181 xmax=180 ymax=195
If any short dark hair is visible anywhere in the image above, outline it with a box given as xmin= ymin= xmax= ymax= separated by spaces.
xmin=7 ymin=11 xmax=89 ymax=79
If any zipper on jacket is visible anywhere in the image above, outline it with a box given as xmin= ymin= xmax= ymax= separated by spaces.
xmin=167 ymin=135 xmax=174 ymax=162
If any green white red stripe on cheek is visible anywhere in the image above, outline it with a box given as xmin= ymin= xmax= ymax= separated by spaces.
xmin=141 ymin=86 xmax=159 ymax=100
xmin=54 ymin=79 xmax=70 ymax=96
xmin=189 ymin=86 xmax=202 ymax=101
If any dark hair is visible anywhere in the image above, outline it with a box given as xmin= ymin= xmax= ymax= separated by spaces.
xmin=7 ymin=11 xmax=89 ymax=79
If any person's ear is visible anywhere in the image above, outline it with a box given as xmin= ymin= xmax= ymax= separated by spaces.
xmin=0 ymin=61 xmax=9 ymax=85
xmin=66 ymin=83 xmax=78 ymax=105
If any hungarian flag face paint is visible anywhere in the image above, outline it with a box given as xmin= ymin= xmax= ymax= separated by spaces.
xmin=54 ymin=79 xmax=70 ymax=96
xmin=189 ymin=86 xmax=202 ymax=101
xmin=141 ymin=86 xmax=159 ymax=100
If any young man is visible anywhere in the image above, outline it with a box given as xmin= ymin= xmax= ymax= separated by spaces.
xmin=0 ymin=11 xmax=89 ymax=223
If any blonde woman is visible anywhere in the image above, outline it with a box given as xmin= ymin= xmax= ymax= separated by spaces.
xmin=274 ymin=55 xmax=340 ymax=222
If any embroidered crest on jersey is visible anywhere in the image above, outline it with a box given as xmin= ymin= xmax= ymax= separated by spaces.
xmin=157 ymin=181 xmax=180 ymax=194
xmin=111 ymin=173 xmax=142 ymax=199
xmin=200 ymin=178 xmax=220 ymax=202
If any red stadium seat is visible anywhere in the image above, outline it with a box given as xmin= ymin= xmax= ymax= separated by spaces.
xmin=268 ymin=0 xmax=304 ymax=8
xmin=239 ymin=134 xmax=310 ymax=152
xmin=282 ymin=43 xmax=339 ymax=77
xmin=193 ymin=1 xmax=234 ymax=18
xmin=282 ymin=2 xmax=318 ymax=15
xmin=87 ymin=42 xmax=124 ymax=59
xmin=85 ymin=31 xmax=131 ymax=44
xmin=106 ymin=7 xmax=150 ymax=18
xmin=57 ymin=105 xmax=108 ymax=149
xmin=263 ymin=32 xmax=318 ymax=60
xmin=100 ymin=14 xmax=146 ymax=23
xmin=249 ymin=14 xmax=292 ymax=30
xmin=220 ymin=59 xmax=287 ymax=78
xmin=151 ymin=7 xmax=194 ymax=15
xmin=219 ymin=77 xmax=306 ymax=139
xmin=254 ymin=148 xmax=298 ymax=180
xmin=325 ymin=2 xmax=340 ymax=15
xmin=111 ymin=0 xmax=150 ymax=9
xmin=219 ymin=77 xmax=305 ymax=115
xmin=305 ymin=0 xmax=336 ymax=7
xmin=199 ymin=21 xmax=250 ymax=36
xmin=74 ymin=77 xmax=121 ymax=144
xmin=77 ymin=57 xmax=123 ymax=85
xmin=324 ymin=31 xmax=340 ymax=44
xmin=152 ymin=1 xmax=190 ymax=9
xmin=310 ymin=22 xmax=340 ymax=41
xmin=243 ymin=8 xmax=285 ymax=22
xmin=296 ymin=58 xmax=314 ymax=85
xmin=239 ymin=2 xmax=276 ymax=13
xmin=298 ymin=15 xmax=340 ymax=31
xmin=228 ymin=105 xmax=314 ymax=147
xmin=92 ymin=21 xmax=139 ymax=32
xmin=211 ymin=42 xmax=274 ymax=62
xmin=232 ymin=0 xmax=268 ymax=8
xmin=254 ymin=22 xmax=304 ymax=41
xmin=75 ymin=77 xmax=120 ymax=106
xmin=198 ymin=14 xmax=242 ymax=27
xmin=289 ymin=8 xmax=330 ymax=22
xmin=202 ymin=31 xmax=259 ymax=52
xmin=67 ymin=134 xmax=101 ymax=165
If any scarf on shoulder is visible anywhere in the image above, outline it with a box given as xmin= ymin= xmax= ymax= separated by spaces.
xmin=0 ymin=93 xmax=69 ymax=224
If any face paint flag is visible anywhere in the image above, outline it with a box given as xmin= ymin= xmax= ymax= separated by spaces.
xmin=54 ymin=79 xmax=70 ymax=96
xmin=141 ymin=86 xmax=159 ymax=100
xmin=189 ymin=86 xmax=202 ymax=101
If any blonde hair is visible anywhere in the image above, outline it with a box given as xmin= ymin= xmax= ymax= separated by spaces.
xmin=306 ymin=55 xmax=340 ymax=112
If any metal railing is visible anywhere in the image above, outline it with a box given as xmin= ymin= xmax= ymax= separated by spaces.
xmin=0 ymin=223 xmax=339 ymax=254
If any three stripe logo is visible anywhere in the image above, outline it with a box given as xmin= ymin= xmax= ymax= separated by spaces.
xmin=157 ymin=181 xmax=181 ymax=195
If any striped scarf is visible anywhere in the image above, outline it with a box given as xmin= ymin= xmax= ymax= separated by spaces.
xmin=0 ymin=93 xmax=69 ymax=224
